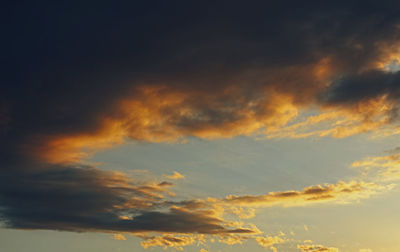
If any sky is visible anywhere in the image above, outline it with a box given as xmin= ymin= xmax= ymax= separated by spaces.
xmin=2 ymin=1 xmax=400 ymax=252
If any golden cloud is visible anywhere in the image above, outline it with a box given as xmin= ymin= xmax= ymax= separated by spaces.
xmin=113 ymin=233 xmax=127 ymax=241
xmin=138 ymin=234 xmax=205 ymax=250
xmin=165 ymin=171 xmax=185 ymax=180
xmin=256 ymin=235 xmax=286 ymax=249
xmin=352 ymin=153 xmax=400 ymax=181
xmin=24 ymin=84 xmax=400 ymax=167
xmin=222 ymin=180 xmax=390 ymax=208
xmin=297 ymin=244 xmax=339 ymax=252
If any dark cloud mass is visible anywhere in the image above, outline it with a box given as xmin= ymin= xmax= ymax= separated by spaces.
xmin=0 ymin=163 xmax=253 ymax=234
xmin=320 ymin=70 xmax=400 ymax=118
xmin=1 ymin=0 xmax=400 ymax=238
xmin=321 ymin=70 xmax=400 ymax=104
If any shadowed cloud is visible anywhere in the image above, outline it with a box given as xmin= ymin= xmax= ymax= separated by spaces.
xmin=3 ymin=1 xmax=400 ymax=164
xmin=0 ymin=163 xmax=255 ymax=235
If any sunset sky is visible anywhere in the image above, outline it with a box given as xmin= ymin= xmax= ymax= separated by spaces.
xmin=2 ymin=1 xmax=400 ymax=252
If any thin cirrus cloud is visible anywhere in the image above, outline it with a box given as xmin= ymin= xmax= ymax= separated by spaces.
xmin=2 ymin=1 xmax=400 ymax=251
xmin=352 ymin=150 xmax=400 ymax=181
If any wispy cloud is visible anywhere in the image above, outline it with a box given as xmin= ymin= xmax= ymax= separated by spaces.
xmin=113 ymin=234 xmax=127 ymax=241
xmin=352 ymin=152 xmax=400 ymax=181
xmin=165 ymin=171 xmax=185 ymax=180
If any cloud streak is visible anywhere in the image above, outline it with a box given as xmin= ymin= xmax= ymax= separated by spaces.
xmin=222 ymin=180 xmax=389 ymax=208
xmin=297 ymin=244 xmax=339 ymax=252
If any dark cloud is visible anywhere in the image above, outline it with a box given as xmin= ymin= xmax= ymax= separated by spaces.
xmin=0 ymin=163 xmax=254 ymax=235
xmin=1 ymin=0 xmax=400 ymax=239
xmin=3 ymin=1 xmax=400 ymax=149
xmin=320 ymin=70 xmax=400 ymax=105
xmin=319 ymin=70 xmax=400 ymax=121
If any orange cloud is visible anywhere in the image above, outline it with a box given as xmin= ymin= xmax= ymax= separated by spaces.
xmin=125 ymin=168 xmax=392 ymax=250
xmin=229 ymin=207 xmax=256 ymax=219
xmin=16 ymin=51 xmax=400 ymax=168
xmin=24 ymin=83 xmax=400 ymax=167
xmin=352 ymin=153 xmax=400 ymax=181
xmin=165 ymin=171 xmax=185 ymax=180
xmin=14 ymin=57 xmax=334 ymax=165
xmin=222 ymin=180 xmax=390 ymax=208
xmin=135 ymin=229 xmax=288 ymax=250
xmin=113 ymin=233 xmax=127 ymax=241
xmin=265 ymin=95 xmax=395 ymax=139
xmin=23 ymin=118 xmax=127 ymax=164
xmin=297 ymin=244 xmax=339 ymax=252
xmin=138 ymin=234 xmax=205 ymax=250
xmin=218 ymin=234 xmax=249 ymax=245
xmin=256 ymin=235 xmax=286 ymax=251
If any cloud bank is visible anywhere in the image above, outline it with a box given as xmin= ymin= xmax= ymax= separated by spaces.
xmin=2 ymin=1 xmax=400 ymax=250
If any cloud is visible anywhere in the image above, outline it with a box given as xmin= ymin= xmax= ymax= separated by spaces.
xmin=264 ymin=97 xmax=394 ymax=139
xmin=319 ymin=70 xmax=400 ymax=108
xmin=0 ymin=159 xmax=390 ymax=251
xmin=165 ymin=171 xmax=185 ymax=180
xmin=0 ymin=160 xmax=384 ymax=250
xmin=255 ymin=235 xmax=286 ymax=250
xmin=311 ymin=70 xmax=400 ymax=137
xmin=134 ymin=229 xmax=287 ymax=250
xmin=113 ymin=234 xmax=127 ymax=241
xmin=3 ymin=1 xmax=400 ymax=168
xmin=0 ymin=164 xmax=256 ymax=235
xmin=218 ymin=234 xmax=249 ymax=245
xmin=138 ymin=234 xmax=205 ymax=250
xmin=162 ymin=178 xmax=391 ymax=225
xmin=297 ymin=244 xmax=339 ymax=252
xmin=222 ymin=180 xmax=390 ymax=208
xmin=229 ymin=207 xmax=256 ymax=219
xmin=2 ymin=1 xmax=400 ymax=250
xmin=352 ymin=153 xmax=400 ymax=181
xmin=0 ymin=154 xmax=392 ymax=250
